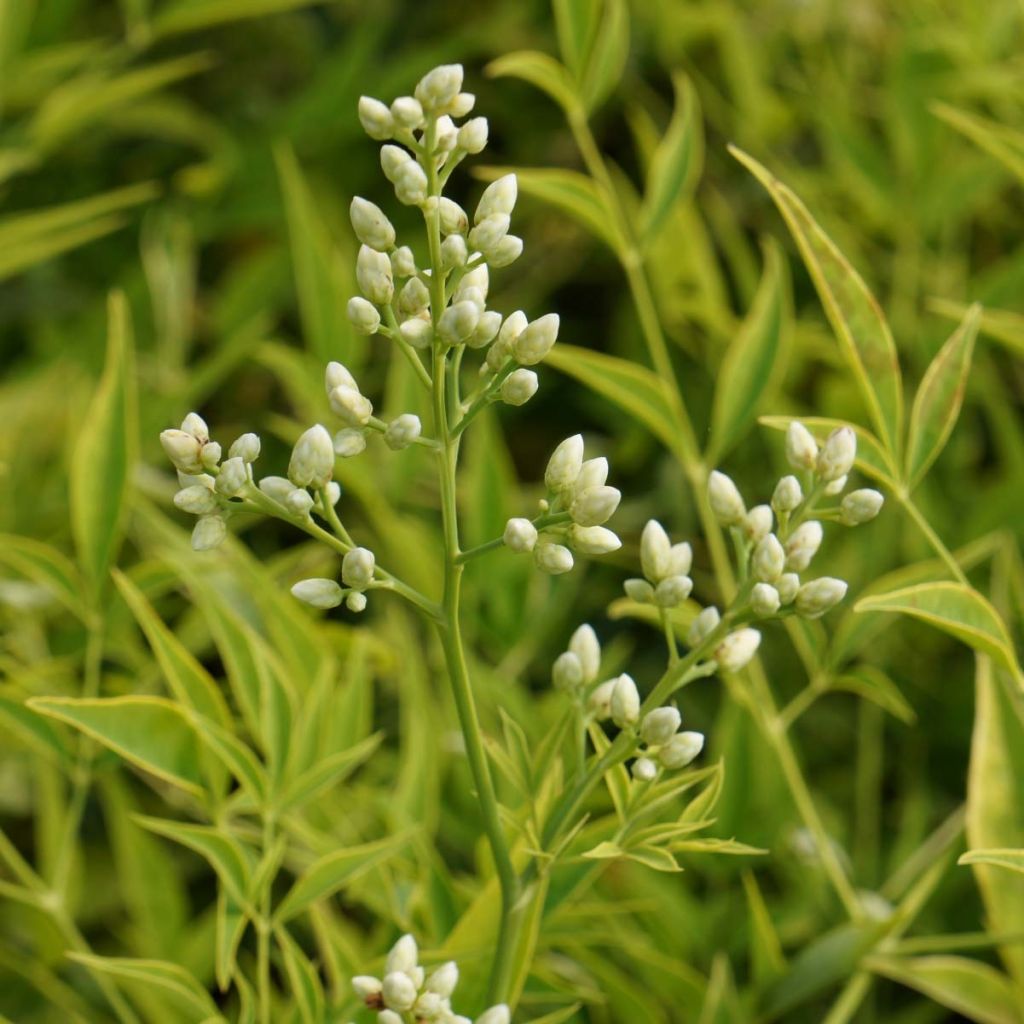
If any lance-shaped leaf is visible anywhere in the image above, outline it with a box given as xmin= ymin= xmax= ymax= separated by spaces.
xmin=275 ymin=926 xmax=325 ymax=1024
xmin=904 ymin=304 xmax=980 ymax=489
xmin=0 ymin=535 xmax=87 ymax=621
xmin=959 ymin=848 xmax=1024 ymax=876
xmin=487 ymin=50 xmax=579 ymax=117
xmin=578 ymin=0 xmax=629 ymax=113
xmin=933 ymin=102 xmax=1024 ymax=185
xmin=277 ymin=733 xmax=382 ymax=813
xmin=731 ymin=146 xmax=903 ymax=458
xmin=216 ymin=888 xmax=247 ymax=993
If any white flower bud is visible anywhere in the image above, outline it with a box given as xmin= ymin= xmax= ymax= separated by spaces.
xmin=499 ymin=368 xmax=538 ymax=405
xmin=394 ymin=161 xmax=429 ymax=205
xmin=545 ymin=434 xmax=584 ymax=493
xmin=624 ymin=578 xmax=656 ymax=603
xmin=575 ymin=457 xmax=608 ymax=492
xmin=191 ymin=515 xmax=226 ymax=551
xmin=399 ymin=317 xmax=433 ymax=349
xmin=569 ymin=624 xmax=600 ymax=684
xmin=475 ymin=1006 xmax=511 ymax=1024
xmin=285 ymin=488 xmax=314 ymax=516
xmin=329 ymin=385 xmax=374 ymax=427
xmin=458 ymin=116 xmax=488 ymax=153
xmin=291 ymin=578 xmax=344 ymax=609
xmin=458 ymin=286 xmax=487 ymax=314
xmin=715 ymin=628 xmax=761 ymax=672
xmin=776 ymin=573 xmax=800 ymax=604
xmin=438 ymin=197 xmax=468 ymax=235
xmin=352 ymin=975 xmax=383 ymax=1001
xmin=475 ymin=174 xmax=517 ymax=222
xmin=687 ymin=605 xmax=720 ymax=647
xmin=200 ymin=441 xmax=222 ymax=470
xmin=390 ymin=95 xmax=423 ymax=129
xmin=441 ymin=233 xmax=469 ymax=270
xmin=385 ymin=937 xmax=417 ymax=980
xmin=841 ymin=489 xmax=884 ymax=525
xmin=503 ymin=517 xmax=537 ymax=552
xmin=786 ymin=420 xmax=819 ymax=471
xmin=325 ymin=361 xmax=357 ymax=393
xmin=380 ymin=144 xmax=412 ymax=182
xmin=425 ymin=961 xmax=458 ymax=998
xmin=785 ymin=521 xmax=823 ymax=572
xmin=391 ymin=246 xmax=416 ymax=277
xmin=668 ymin=542 xmax=693 ymax=577
xmin=486 ymin=235 xmax=523 ymax=268
xmin=334 ymin=428 xmax=367 ymax=458
xmin=358 ymin=96 xmax=393 ymax=140
xmin=632 ymin=757 xmax=658 ymax=782
xmin=215 ymin=456 xmax=247 ymax=497
xmin=569 ymin=525 xmax=621 ymax=555
xmin=450 ymin=92 xmax=475 ymax=117
xmin=228 ymin=432 xmax=260 ymax=463
xmin=641 ymin=520 xmax=672 ymax=582
xmin=437 ymin=300 xmax=480 ymax=344
xmin=415 ymin=63 xmax=463 ymax=112
xmin=177 ymin=469 xmax=212 ymax=490
xmin=824 ymin=474 xmax=847 ymax=496
xmin=588 ymin=679 xmax=616 ymax=719
xmin=610 ymin=673 xmax=640 ymax=728
xmin=534 ymin=542 xmax=573 ymax=575
xmin=641 ymin=706 xmax=681 ymax=746
xmin=569 ymin=485 xmax=621 ymax=527
xmin=325 ymin=481 xmax=341 ymax=505
xmin=160 ymin=429 xmax=203 ymax=473
xmin=468 ymin=213 xmax=510 ymax=253
xmin=398 ymin=277 xmax=430 ymax=316
xmin=258 ymin=475 xmax=294 ymax=504
xmin=753 ymin=533 xmax=785 ymax=583
xmin=751 ymin=582 xmax=781 ymax=617
xmin=287 ymin=425 xmax=334 ymax=488
xmin=378 ymin=1012 xmax=403 ymax=1024
xmin=744 ymin=504 xmax=773 ymax=542
xmin=552 ymin=651 xmax=583 ymax=691
xmin=659 ymin=731 xmax=704 ymax=769
xmin=436 ymin=115 xmax=459 ymax=152
xmin=342 ymin=547 xmax=375 ymax=589
xmin=174 ymin=485 xmax=218 ymax=515
xmin=817 ymin=426 xmax=857 ymax=481
xmin=346 ymin=591 xmax=367 ymax=613
xmin=382 ymin=971 xmax=417 ymax=1011
xmin=772 ymin=475 xmax=803 ymax=514
xmin=349 ymin=197 xmax=395 ymax=251
xmin=384 ymin=414 xmax=422 ymax=450
xmin=455 ymin=264 xmax=489 ymax=302
xmin=180 ymin=412 xmax=209 ymax=442
xmin=795 ymin=577 xmax=848 ymax=618
xmin=708 ymin=470 xmax=746 ymax=525
xmin=512 ymin=313 xmax=558 ymax=365
xmin=346 ymin=296 xmax=381 ymax=335
xmin=655 ymin=574 xmax=693 ymax=607
xmin=356 ymin=245 xmax=394 ymax=305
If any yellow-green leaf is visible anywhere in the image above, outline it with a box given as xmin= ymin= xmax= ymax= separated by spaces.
xmin=933 ymin=102 xmax=1024 ymax=185
xmin=152 ymin=0 xmax=322 ymax=38
xmin=486 ymin=50 xmax=579 ymax=117
xmin=579 ymin=0 xmax=629 ymax=113
xmin=959 ymin=848 xmax=1024 ymax=877
xmin=275 ymin=926 xmax=324 ymax=1024
xmin=0 ymin=534 xmax=87 ymax=621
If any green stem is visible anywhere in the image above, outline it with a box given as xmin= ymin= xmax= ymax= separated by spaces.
xmin=897 ymin=488 xmax=968 ymax=584
xmin=257 ymin=814 xmax=275 ymax=1024
xmin=383 ymin=305 xmax=432 ymax=389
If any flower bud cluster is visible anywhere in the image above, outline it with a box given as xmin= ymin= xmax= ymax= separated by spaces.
xmin=351 ymin=934 xmax=509 ymax=1024
xmin=291 ymin=543 xmax=376 ymax=615
xmin=623 ymin=519 xmax=693 ymax=608
xmin=630 ymin=705 xmax=705 ymax=781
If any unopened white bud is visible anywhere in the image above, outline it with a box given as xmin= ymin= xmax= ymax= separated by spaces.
xmin=569 ymin=624 xmax=600 ymax=683
xmin=391 ymin=246 xmax=416 ymax=277
xmin=346 ymin=296 xmax=381 ymax=335
xmin=394 ymin=161 xmax=429 ymax=205
xmin=668 ymin=542 xmax=693 ymax=577
xmin=325 ymin=361 xmax=357 ymax=393
xmin=569 ymin=525 xmax=621 ymax=555
xmin=177 ymin=469 xmax=212 ymax=490
xmin=356 ymin=245 xmax=393 ymax=305
xmin=824 ymin=474 xmax=847 ymax=496
xmin=487 ymin=235 xmax=523 ymax=268
xmin=468 ymin=214 xmax=510 ymax=253
xmin=382 ymin=972 xmax=417 ymax=1011
xmin=342 ymin=547 xmax=375 ymax=588
xmin=476 ymin=1006 xmax=511 ymax=1024
xmin=716 ymin=628 xmax=761 ymax=672
xmin=588 ymin=679 xmax=616 ymax=719
xmin=500 ymin=368 xmax=538 ymax=406
xmin=817 ymin=426 xmax=857 ymax=481
xmin=751 ymin=582 xmax=781 ymax=617
xmin=385 ymin=935 xmax=418 ymax=975
xmin=570 ymin=485 xmax=621 ymax=527
xmin=610 ymin=673 xmax=641 ymax=728
xmin=575 ymin=457 xmax=609 ymax=492
xmin=841 ymin=489 xmax=884 ymax=525
xmin=384 ymin=414 xmax=422 ymax=450
xmin=450 ymin=92 xmax=475 ymax=117
xmin=512 ymin=313 xmax=558 ymax=365
xmin=415 ymin=63 xmax=463 ymax=112
xmin=390 ymin=95 xmax=423 ymax=129
xmin=624 ymin=578 xmax=656 ymax=603
xmin=641 ymin=520 xmax=672 ymax=582
xmin=753 ymin=533 xmax=785 ymax=583
xmin=687 ymin=605 xmax=720 ymax=647
xmin=191 ymin=515 xmax=226 ymax=551
xmin=786 ymin=421 xmax=819 ymax=471
xmin=288 ymin=424 xmax=334 ymax=487
xmin=776 ymin=573 xmax=800 ymax=604
xmin=378 ymin=1012 xmax=403 ymax=1024
xmin=438 ymin=197 xmax=468 ymax=235
xmin=161 ymin=429 xmax=203 ymax=473
xmin=425 ymin=961 xmax=458 ymax=998
xmin=795 ymin=577 xmax=848 ymax=618
xmin=435 ymin=116 xmax=458 ymax=153
xmin=358 ymin=96 xmax=393 ymax=140
xmin=641 ymin=706 xmax=681 ymax=746
xmin=180 ymin=412 xmax=209 ymax=442
xmin=380 ymin=144 xmax=411 ymax=182
xmin=200 ymin=441 xmax=222 ymax=470
xmin=441 ymin=233 xmax=469 ymax=269
xmin=258 ymin=476 xmax=294 ymax=504
xmin=476 ymin=174 xmax=517 ymax=222
xmin=346 ymin=591 xmax=367 ymax=613
xmin=215 ymin=456 xmax=247 ymax=497
xmin=503 ymin=517 xmax=537 ymax=552
xmin=437 ymin=300 xmax=480 ymax=344
xmin=291 ymin=578 xmax=344 ymax=609
xmin=398 ymin=277 xmax=430 ymax=316
xmin=744 ymin=504 xmax=773 ymax=542
xmin=352 ymin=975 xmax=382 ymax=1001
xmin=325 ymin=481 xmax=341 ymax=506
xmin=458 ymin=116 xmax=488 ymax=153
xmin=785 ymin=521 xmax=823 ymax=572
xmin=349 ymin=197 xmax=395 ymax=251
xmin=632 ymin=757 xmax=658 ymax=782
xmin=333 ymin=428 xmax=367 ymax=458
xmin=655 ymin=575 xmax=693 ymax=607
xmin=545 ymin=434 xmax=584 ymax=493
xmin=660 ymin=731 xmax=704 ymax=769
xmin=552 ymin=651 xmax=583 ymax=690
xmin=708 ymin=471 xmax=746 ymax=525
xmin=228 ymin=432 xmax=260 ymax=463
xmin=534 ymin=542 xmax=573 ymax=575
xmin=772 ymin=475 xmax=803 ymax=514
xmin=174 ymin=485 xmax=218 ymax=515
xmin=397 ymin=317 xmax=431 ymax=350
xmin=285 ymin=489 xmax=314 ymax=516
xmin=329 ymin=385 xmax=374 ymax=427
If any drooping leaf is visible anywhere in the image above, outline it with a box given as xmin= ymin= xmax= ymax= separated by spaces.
xmin=486 ymin=50 xmax=579 ymax=117
xmin=959 ymin=848 xmax=1024 ymax=876
xmin=831 ymin=666 xmax=916 ymax=725
xmin=0 ymin=693 xmax=71 ymax=763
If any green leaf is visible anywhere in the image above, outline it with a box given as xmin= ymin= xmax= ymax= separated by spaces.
xmin=0 ymin=693 xmax=71 ymax=763
xmin=865 ymin=954 xmax=1020 ymax=1024
xmin=275 ymin=927 xmax=324 ymax=1024
xmin=933 ymin=102 xmax=1024 ymax=185
xmin=274 ymin=832 xmax=411 ymax=923
xmin=29 ymin=696 xmax=206 ymax=796
xmin=579 ymin=0 xmax=629 ymax=113
xmin=523 ymin=1005 xmax=584 ymax=1024
xmin=474 ymin=165 xmax=624 ymax=255
xmin=854 ymin=582 xmax=1021 ymax=681
xmin=640 ymin=74 xmax=703 ymax=245
xmin=486 ymin=50 xmax=579 ymax=117
xmin=152 ymin=0 xmax=323 ymax=38
xmin=277 ymin=733 xmax=382 ymax=813
xmin=708 ymin=240 xmax=789 ymax=461
xmin=552 ymin=0 xmax=600 ymax=79
xmin=831 ymin=666 xmax=916 ymax=725
xmin=0 ymin=535 xmax=87 ymax=621
xmin=215 ymin=888 xmax=247 ymax=993
xmin=69 ymin=292 xmax=136 ymax=597
xmin=742 ymin=871 xmax=786 ymax=986
xmin=904 ymin=304 xmax=980 ymax=489
xmin=959 ymin=848 xmax=1024 ymax=876
xmin=731 ymin=146 xmax=903 ymax=458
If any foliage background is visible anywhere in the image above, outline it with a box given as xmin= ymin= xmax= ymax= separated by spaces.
xmin=1 ymin=0 xmax=1023 ymax=1021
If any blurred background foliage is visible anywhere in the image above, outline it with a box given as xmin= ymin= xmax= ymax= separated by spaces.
xmin=2 ymin=0 xmax=1024 ymax=1021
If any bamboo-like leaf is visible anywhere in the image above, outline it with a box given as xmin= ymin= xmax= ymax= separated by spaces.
xmin=0 ymin=694 xmax=72 ymax=763
xmin=933 ymin=102 xmax=1024 ymax=184
xmin=929 ymin=299 xmax=1024 ymax=359
xmin=552 ymin=0 xmax=600 ymax=79
xmin=865 ymin=954 xmax=1020 ymax=1024
xmin=69 ymin=292 xmax=136 ymax=597
xmin=708 ymin=241 xmax=789 ymax=461
xmin=640 ymin=74 xmax=703 ymax=245
xmin=832 ymin=666 xmax=916 ymax=724
xmin=855 ymin=583 xmax=1021 ymax=680
xmin=742 ymin=871 xmax=786 ymax=985
xmin=959 ymin=848 xmax=1024 ymax=876
xmin=152 ymin=0 xmax=322 ymax=38
xmin=277 ymin=733 xmax=382 ymax=812
xmin=215 ymin=889 xmax=247 ymax=993
xmin=486 ymin=50 xmax=579 ymax=117
xmin=904 ymin=304 xmax=980 ymax=489
xmin=731 ymin=146 xmax=903 ymax=458
xmin=579 ymin=0 xmax=629 ymax=113
xmin=275 ymin=926 xmax=324 ymax=1024
xmin=29 ymin=696 xmax=206 ymax=796
xmin=0 ymin=535 xmax=87 ymax=621
xmin=274 ymin=832 xmax=411 ymax=923
xmin=524 ymin=1005 xmax=584 ymax=1024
